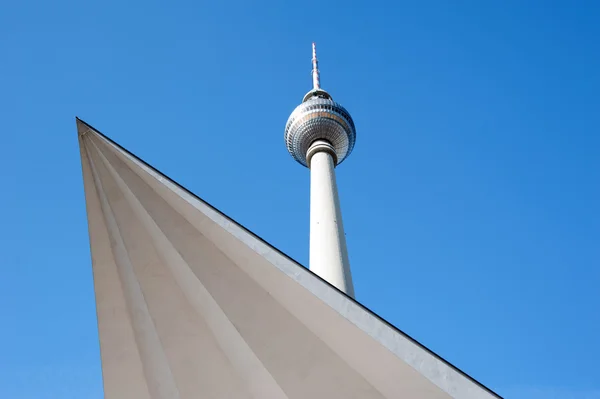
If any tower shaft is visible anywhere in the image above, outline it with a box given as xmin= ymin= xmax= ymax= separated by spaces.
xmin=308 ymin=142 xmax=355 ymax=297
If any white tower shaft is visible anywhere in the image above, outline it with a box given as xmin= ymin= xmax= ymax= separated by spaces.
xmin=308 ymin=141 xmax=355 ymax=297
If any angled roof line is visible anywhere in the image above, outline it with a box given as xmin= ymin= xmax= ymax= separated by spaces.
xmin=75 ymin=116 xmax=502 ymax=398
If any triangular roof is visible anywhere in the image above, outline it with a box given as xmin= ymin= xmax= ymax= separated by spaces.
xmin=77 ymin=118 xmax=501 ymax=399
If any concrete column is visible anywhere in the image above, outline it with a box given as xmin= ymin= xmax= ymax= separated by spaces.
xmin=307 ymin=140 xmax=355 ymax=298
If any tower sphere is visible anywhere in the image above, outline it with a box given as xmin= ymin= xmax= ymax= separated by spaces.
xmin=285 ymin=91 xmax=356 ymax=167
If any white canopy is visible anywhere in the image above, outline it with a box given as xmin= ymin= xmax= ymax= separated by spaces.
xmin=77 ymin=118 xmax=500 ymax=399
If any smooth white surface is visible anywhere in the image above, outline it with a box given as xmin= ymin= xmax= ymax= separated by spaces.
xmin=309 ymin=149 xmax=355 ymax=297
xmin=77 ymin=119 xmax=499 ymax=399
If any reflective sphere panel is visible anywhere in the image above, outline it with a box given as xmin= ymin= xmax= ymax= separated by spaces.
xmin=285 ymin=97 xmax=356 ymax=167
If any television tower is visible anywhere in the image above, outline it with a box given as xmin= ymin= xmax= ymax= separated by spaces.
xmin=285 ymin=43 xmax=356 ymax=297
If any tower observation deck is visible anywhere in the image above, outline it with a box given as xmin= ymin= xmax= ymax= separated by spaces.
xmin=284 ymin=43 xmax=356 ymax=297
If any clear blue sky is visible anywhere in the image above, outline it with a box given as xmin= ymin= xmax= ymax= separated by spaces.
xmin=1 ymin=1 xmax=598 ymax=398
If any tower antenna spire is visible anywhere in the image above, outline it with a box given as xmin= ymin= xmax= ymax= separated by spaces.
xmin=311 ymin=42 xmax=321 ymax=90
